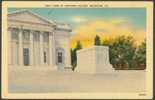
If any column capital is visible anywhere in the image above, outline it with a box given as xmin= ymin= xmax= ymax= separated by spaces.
xmin=39 ymin=31 xmax=44 ymax=38
xmin=49 ymin=32 xmax=54 ymax=36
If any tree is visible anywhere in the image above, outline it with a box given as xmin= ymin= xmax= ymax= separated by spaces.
xmin=134 ymin=40 xmax=146 ymax=69
xmin=109 ymin=36 xmax=136 ymax=69
xmin=71 ymin=49 xmax=74 ymax=67
xmin=71 ymin=41 xmax=82 ymax=71
xmin=94 ymin=35 xmax=101 ymax=45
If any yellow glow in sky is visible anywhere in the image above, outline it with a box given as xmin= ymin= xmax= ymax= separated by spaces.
xmin=70 ymin=19 xmax=145 ymax=48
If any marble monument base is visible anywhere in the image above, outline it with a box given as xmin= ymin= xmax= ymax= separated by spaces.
xmin=76 ymin=46 xmax=114 ymax=74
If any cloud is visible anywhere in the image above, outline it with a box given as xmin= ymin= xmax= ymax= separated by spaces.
xmin=70 ymin=18 xmax=145 ymax=48
xmin=71 ymin=16 xmax=86 ymax=23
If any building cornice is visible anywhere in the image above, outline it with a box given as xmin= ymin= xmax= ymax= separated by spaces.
xmin=8 ymin=19 xmax=55 ymax=28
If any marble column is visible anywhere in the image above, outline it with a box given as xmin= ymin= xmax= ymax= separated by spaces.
xmin=66 ymin=39 xmax=72 ymax=67
xmin=18 ymin=28 xmax=23 ymax=66
xmin=40 ymin=32 xmax=44 ymax=65
xmin=8 ymin=28 xmax=12 ymax=65
xmin=52 ymin=32 xmax=56 ymax=66
xmin=30 ymin=30 xmax=34 ymax=66
xmin=49 ymin=32 xmax=53 ymax=66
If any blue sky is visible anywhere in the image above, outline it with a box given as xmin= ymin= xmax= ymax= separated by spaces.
xmin=8 ymin=8 xmax=146 ymax=29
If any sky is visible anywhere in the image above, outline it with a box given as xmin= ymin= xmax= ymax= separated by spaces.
xmin=8 ymin=8 xmax=146 ymax=48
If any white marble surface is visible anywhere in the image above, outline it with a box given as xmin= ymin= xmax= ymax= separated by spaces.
xmin=76 ymin=46 xmax=114 ymax=74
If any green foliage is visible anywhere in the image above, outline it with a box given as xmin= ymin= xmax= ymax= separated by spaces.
xmin=134 ymin=40 xmax=146 ymax=69
xmin=71 ymin=49 xmax=77 ymax=70
xmin=71 ymin=41 xmax=82 ymax=71
xmin=109 ymin=36 xmax=136 ymax=69
xmin=102 ymin=36 xmax=146 ymax=70
xmin=94 ymin=35 xmax=101 ymax=45
xmin=135 ymin=40 xmax=146 ymax=63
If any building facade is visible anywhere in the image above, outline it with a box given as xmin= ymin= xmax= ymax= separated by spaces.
xmin=8 ymin=10 xmax=72 ymax=70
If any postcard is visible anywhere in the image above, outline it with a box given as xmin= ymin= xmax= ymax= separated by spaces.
xmin=1 ymin=1 xmax=153 ymax=99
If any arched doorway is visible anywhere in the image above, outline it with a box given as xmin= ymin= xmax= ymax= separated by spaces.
xmin=56 ymin=48 xmax=65 ymax=70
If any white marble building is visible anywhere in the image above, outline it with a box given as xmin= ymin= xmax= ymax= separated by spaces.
xmin=8 ymin=10 xmax=72 ymax=70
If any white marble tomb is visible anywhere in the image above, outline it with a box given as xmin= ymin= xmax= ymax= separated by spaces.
xmin=76 ymin=46 xmax=114 ymax=74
